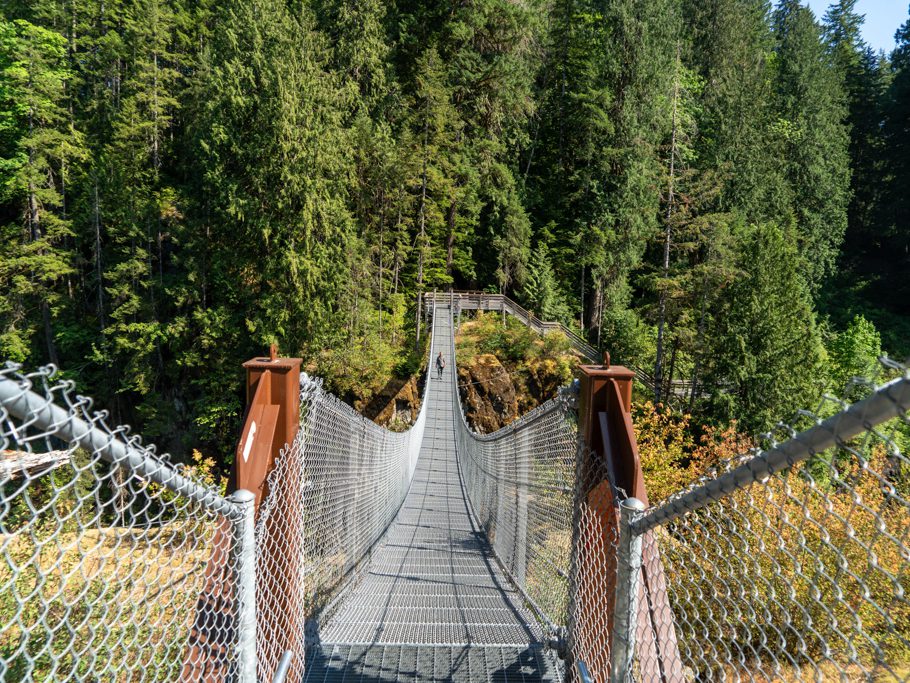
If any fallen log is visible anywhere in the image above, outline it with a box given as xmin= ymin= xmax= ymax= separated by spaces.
xmin=1 ymin=450 xmax=72 ymax=479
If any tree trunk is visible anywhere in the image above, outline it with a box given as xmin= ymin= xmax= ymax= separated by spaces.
xmin=378 ymin=191 xmax=385 ymax=338
xmin=94 ymin=180 xmax=105 ymax=329
xmin=152 ymin=51 xmax=160 ymax=172
xmin=580 ymin=265 xmax=585 ymax=332
xmin=665 ymin=340 xmax=678 ymax=407
xmin=654 ymin=43 xmax=681 ymax=406
xmin=592 ymin=279 xmax=603 ymax=350
xmin=446 ymin=198 xmax=457 ymax=280
xmin=415 ymin=112 xmax=429 ymax=348
xmin=688 ymin=282 xmax=709 ymax=414
xmin=28 ymin=182 xmax=60 ymax=367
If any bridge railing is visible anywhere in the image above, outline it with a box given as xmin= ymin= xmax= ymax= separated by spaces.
xmin=443 ymin=294 xmax=574 ymax=622
xmin=424 ymin=290 xmax=600 ymax=362
xmin=0 ymin=363 xmax=257 ymax=681
xmin=251 ymin=310 xmax=436 ymax=682
xmin=453 ymin=379 xmax=581 ymax=636
xmin=448 ymin=306 xmax=637 ymax=677
xmin=426 ymin=290 xmax=693 ymax=408
xmin=612 ymin=361 xmax=910 ymax=682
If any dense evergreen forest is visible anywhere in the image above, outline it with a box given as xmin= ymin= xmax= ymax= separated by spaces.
xmin=2 ymin=0 xmax=909 ymax=464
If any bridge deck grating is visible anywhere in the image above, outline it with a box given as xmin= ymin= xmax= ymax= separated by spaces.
xmin=311 ymin=308 xmax=562 ymax=682
xmin=304 ymin=644 xmax=561 ymax=683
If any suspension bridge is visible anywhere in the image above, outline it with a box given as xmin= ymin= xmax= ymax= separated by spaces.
xmin=1 ymin=295 xmax=909 ymax=682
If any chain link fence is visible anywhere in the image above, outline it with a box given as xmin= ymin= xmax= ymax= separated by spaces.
xmin=449 ymin=318 xmax=624 ymax=680
xmin=0 ymin=363 xmax=255 ymax=682
xmin=453 ymin=388 xmax=578 ymax=628
xmin=11 ymin=314 xmax=908 ymax=683
xmin=618 ymin=361 xmax=910 ymax=682
xmin=254 ymin=321 xmax=432 ymax=681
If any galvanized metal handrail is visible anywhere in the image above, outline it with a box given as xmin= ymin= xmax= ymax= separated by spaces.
xmin=0 ymin=369 xmax=244 ymax=522
xmin=423 ymin=290 xmax=599 ymax=361
xmin=0 ymin=364 xmax=260 ymax=682
xmin=632 ymin=373 xmax=910 ymax=535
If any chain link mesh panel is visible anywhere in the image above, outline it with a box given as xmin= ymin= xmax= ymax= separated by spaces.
xmin=449 ymin=320 xmax=576 ymax=629
xmin=454 ymin=392 xmax=579 ymax=630
xmin=448 ymin=314 xmax=629 ymax=681
xmin=255 ymin=343 xmax=431 ymax=681
xmin=566 ymin=443 xmax=623 ymax=683
xmin=0 ymin=363 xmax=244 ymax=682
xmin=449 ymin=323 xmax=624 ymax=682
xmin=632 ymin=363 xmax=910 ymax=682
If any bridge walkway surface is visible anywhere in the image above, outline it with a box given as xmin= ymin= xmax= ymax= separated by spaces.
xmin=305 ymin=306 xmax=563 ymax=682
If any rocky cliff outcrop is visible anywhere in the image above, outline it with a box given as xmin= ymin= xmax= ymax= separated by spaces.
xmin=520 ymin=358 xmax=568 ymax=413
xmin=457 ymin=354 xmax=520 ymax=433
xmin=358 ymin=375 xmax=424 ymax=429
xmin=455 ymin=316 xmax=580 ymax=433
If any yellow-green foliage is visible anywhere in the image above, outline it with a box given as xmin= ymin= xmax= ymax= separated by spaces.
xmin=456 ymin=311 xmax=578 ymax=388
xmin=0 ymin=453 xmax=217 ymax=681
xmin=632 ymin=401 xmax=695 ymax=503
xmin=636 ymin=409 xmax=910 ymax=676
xmin=317 ymin=295 xmax=427 ymax=405
xmin=659 ymin=444 xmax=910 ymax=676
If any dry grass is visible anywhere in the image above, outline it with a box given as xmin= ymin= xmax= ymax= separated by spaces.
xmin=0 ymin=521 xmax=216 ymax=681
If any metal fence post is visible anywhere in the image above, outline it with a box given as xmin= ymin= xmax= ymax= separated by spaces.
xmin=230 ymin=488 xmax=258 ymax=683
xmin=611 ymin=497 xmax=645 ymax=683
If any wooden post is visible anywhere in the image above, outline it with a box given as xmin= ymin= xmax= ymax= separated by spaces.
xmin=239 ymin=348 xmax=305 ymax=682
xmin=234 ymin=346 xmax=302 ymax=506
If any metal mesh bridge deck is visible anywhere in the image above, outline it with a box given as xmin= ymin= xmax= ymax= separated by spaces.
xmin=306 ymin=308 xmax=563 ymax=682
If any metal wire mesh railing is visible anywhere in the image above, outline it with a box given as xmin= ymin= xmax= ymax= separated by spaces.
xmin=453 ymin=387 xmax=579 ymax=628
xmin=447 ymin=315 xmax=624 ymax=680
xmin=617 ymin=362 xmax=910 ymax=682
xmin=0 ymin=363 xmax=254 ymax=682
xmin=14 ymin=302 xmax=909 ymax=683
xmin=253 ymin=316 xmax=434 ymax=681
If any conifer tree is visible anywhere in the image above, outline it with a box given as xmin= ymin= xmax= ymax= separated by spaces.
xmin=519 ymin=238 xmax=570 ymax=323
xmin=773 ymin=0 xmax=851 ymax=291
xmin=178 ymin=0 xmax=354 ymax=447
xmin=881 ymin=8 xmax=910 ymax=308
xmin=0 ymin=20 xmax=86 ymax=364
xmin=825 ymin=1 xmax=888 ymax=256
xmin=703 ymin=221 xmax=825 ymax=432
xmin=652 ymin=45 xmax=701 ymax=405
xmin=524 ymin=0 xmax=614 ymax=325
xmin=96 ymin=0 xmax=182 ymax=405
xmin=683 ymin=0 xmax=785 ymax=222
xmin=529 ymin=0 xmax=678 ymax=352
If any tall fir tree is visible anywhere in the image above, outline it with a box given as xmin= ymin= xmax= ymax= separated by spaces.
xmin=0 ymin=20 xmax=86 ymax=365
xmin=880 ymin=7 xmax=910 ymax=312
xmin=94 ymin=0 xmax=184 ymax=424
xmin=683 ymin=0 xmax=786 ymax=222
xmin=528 ymin=0 xmax=678 ymax=355
xmin=824 ymin=1 xmax=887 ymax=257
xmin=772 ymin=0 xmax=851 ymax=291
xmin=177 ymin=0 xmax=354 ymax=450
xmin=703 ymin=221 xmax=825 ymax=432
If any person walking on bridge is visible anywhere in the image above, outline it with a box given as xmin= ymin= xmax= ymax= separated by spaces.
xmin=436 ymin=352 xmax=446 ymax=379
